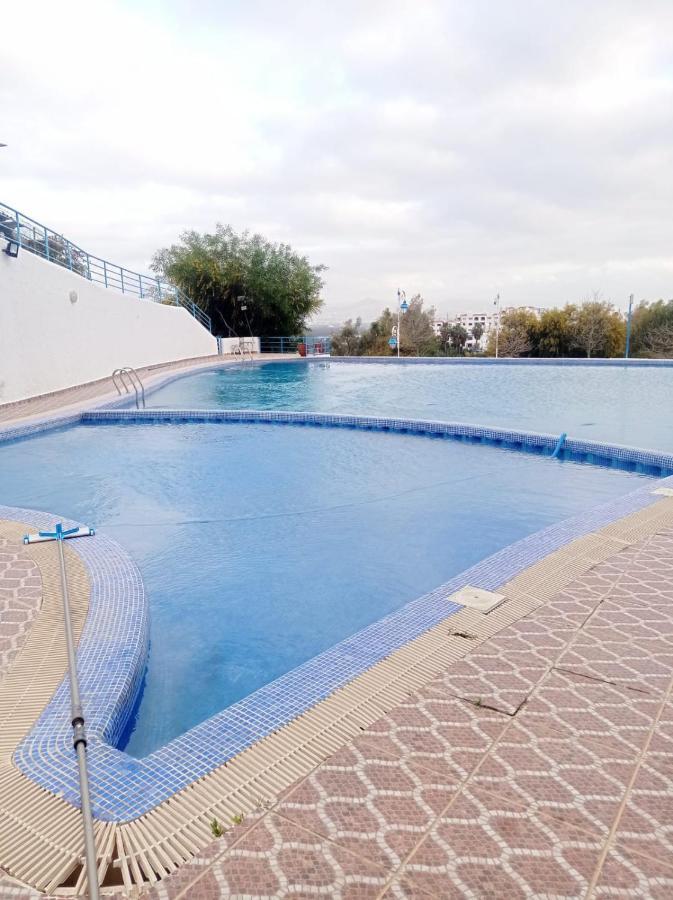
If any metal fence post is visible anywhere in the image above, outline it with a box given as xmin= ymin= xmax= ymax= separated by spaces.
xmin=45 ymin=228 xmax=50 ymax=261
xmin=120 ymin=268 xmax=125 ymax=294
xmin=15 ymin=210 xmax=21 ymax=247
xmin=103 ymin=260 xmax=108 ymax=288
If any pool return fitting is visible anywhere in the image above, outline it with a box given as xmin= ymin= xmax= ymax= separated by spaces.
xmin=551 ymin=432 xmax=567 ymax=459
xmin=24 ymin=523 xmax=100 ymax=900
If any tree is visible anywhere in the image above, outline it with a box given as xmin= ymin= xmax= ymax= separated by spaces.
xmin=471 ymin=321 xmax=484 ymax=347
xmin=331 ymin=318 xmax=363 ymax=355
xmin=398 ymin=295 xmax=438 ymax=356
xmin=152 ymin=225 xmax=325 ymax=337
xmin=570 ymin=295 xmax=625 ymax=358
xmin=438 ymin=322 xmax=451 ymax=355
xmin=631 ymin=299 xmax=673 ymax=356
xmin=487 ymin=309 xmax=538 ymax=357
xmin=645 ymin=323 xmax=673 ymax=357
xmin=449 ymin=324 xmax=468 ymax=355
xmin=537 ymin=307 xmax=573 ymax=357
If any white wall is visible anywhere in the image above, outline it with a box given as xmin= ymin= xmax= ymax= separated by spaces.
xmin=0 ymin=250 xmax=219 ymax=403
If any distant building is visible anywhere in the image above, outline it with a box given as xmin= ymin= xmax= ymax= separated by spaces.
xmin=433 ymin=306 xmax=543 ymax=350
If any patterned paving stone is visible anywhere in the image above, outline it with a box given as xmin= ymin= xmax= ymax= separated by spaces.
xmin=556 ymin=603 xmax=673 ymax=696
xmin=613 ymin=754 xmax=673 ymax=863
xmin=399 ymin=785 xmax=604 ymax=899
xmin=470 ymin=716 xmax=637 ymax=836
xmin=422 ymin=615 xmax=571 ymax=714
xmin=521 ymin=668 xmax=662 ymax=758
xmin=276 ymin=741 xmax=456 ymax=869
xmin=592 ymin=843 xmax=673 ymax=897
xmin=357 ymin=694 xmax=509 ymax=784
xmin=0 ymin=538 xmax=42 ymax=679
xmin=206 ymin=813 xmax=389 ymax=899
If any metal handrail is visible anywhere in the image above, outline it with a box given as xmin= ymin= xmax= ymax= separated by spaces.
xmin=0 ymin=200 xmax=212 ymax=333
xmin=259 ymin=336 xmax=331 ymax=355
xmin=112 ymin=367 xmax=145 ymax=409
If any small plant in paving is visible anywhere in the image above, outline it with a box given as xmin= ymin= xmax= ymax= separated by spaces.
xmin=210 ymin=818 xmax=225 ymax=838
xmin=231 ymin=812 xmax=245 ymax=826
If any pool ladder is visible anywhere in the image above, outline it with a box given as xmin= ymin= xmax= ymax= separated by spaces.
xmin=112 ymin=367 xmax=146 ymax=409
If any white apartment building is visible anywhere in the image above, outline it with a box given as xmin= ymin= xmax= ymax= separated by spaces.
xmin=434 ymin=306 xmax=543 ymax=350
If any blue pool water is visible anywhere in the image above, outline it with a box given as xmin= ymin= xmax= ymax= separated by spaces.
xmin=0 ymin=419 xmax=655 ymax=756
xmin=147 ymin=361 xmax=673 ymax=453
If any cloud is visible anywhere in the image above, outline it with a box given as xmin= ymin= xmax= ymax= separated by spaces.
xmin=1 ymin=0 xmax=672 ymax=322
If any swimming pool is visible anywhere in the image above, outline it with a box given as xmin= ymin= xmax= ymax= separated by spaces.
xmin=0 ymin=416 xmax=658 ymax=756
xmin=146 ymin=360 xmax=673 ymax=452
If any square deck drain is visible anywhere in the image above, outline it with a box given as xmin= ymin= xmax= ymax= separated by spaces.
xmin=450 ymin=585 xmax=506 ymax=614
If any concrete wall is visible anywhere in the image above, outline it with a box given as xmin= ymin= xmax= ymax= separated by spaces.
xmin=0 ymin=250 xmax=218 ymax=403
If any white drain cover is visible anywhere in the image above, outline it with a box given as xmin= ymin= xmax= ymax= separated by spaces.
xmin=450 ymin=585 xmax=506 ymax=614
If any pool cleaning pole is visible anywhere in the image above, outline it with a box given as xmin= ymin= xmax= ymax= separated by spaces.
xmin=24 ymin=524 xmax=100 ymax=900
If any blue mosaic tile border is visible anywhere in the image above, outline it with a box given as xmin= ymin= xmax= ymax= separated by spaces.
xmin=4 ymin=408 xmax=673 ymax=823
xmin=81 ymin=409 xmax=673 ymax=477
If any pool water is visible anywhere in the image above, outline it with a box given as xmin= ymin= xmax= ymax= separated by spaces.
xmin=0 ymin=420 xmax=654 ymax=756
xmin=147 ymin=362 xmax=673 ymax=453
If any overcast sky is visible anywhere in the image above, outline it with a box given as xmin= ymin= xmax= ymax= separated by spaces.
xmin=2 ymin=0 xmax=672 ymax=322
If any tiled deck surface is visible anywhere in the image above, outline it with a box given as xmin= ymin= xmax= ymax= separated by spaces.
xmin=109 ymin=528 xmax=669 ymax=899
xmin=0 ymin=527 xmax=671 ymax=897
xmin=0 ymin=538 xmax=42 ymax=678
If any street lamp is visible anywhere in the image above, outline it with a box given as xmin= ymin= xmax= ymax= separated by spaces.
xmin=493 ymin=293 xmax=501 ymax=359
xmin=396 ymin=289 xmax=408 ymax=358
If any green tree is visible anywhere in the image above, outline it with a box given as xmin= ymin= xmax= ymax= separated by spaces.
xmin=152 ymin=225 xmax=325 ymax=337
xmin=449 ymin=324 xmax=468 ymax=355
xmin=438 ymin=322 xmax=451 ymax=355
xmin=331 ymin=318 xmax=363 ymax=355
xmin=631 ymin=299 xmax=673 ymax=356
xmin=487 ymin=309 xmax=538 ymax=357
xmin=537 ymin=307 xmax=574 ymax=357
xmin=398 ymin=295 xmax=438 ymax=356
xmin=570 ymin=297 xmax=625 ymax=358
xmin=471 ymin=321 xmax=485 ymax=347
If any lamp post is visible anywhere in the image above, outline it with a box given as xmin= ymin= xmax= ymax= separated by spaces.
xmin=493 ymin=293 xmax=501 ymax=359
xmin=397 ymin=289 xmax=408 ymax=358
xmin=625 ymin=293 xmax=634 ymax=359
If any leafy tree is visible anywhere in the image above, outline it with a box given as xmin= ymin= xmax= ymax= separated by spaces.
xmin=631 ymin=299 xmax=673 ymax=356
xmin=152 ymin=225 xmax=325 ymax=337
xmin=438 ymin=322 xmax=451 ymax=355
xmin=449 ymin=324 xmax=468 ymax=354
xmin=471 ymin=321 xmax=485 ymax=346
xmin=570 ymin=296 xmax=625 ymax=358
xmin=537 ymin=307 xmax=574 ymax=357
xmin=398 ymin=295 xmax=438 ymax=356
xmin=487 ymin=309 xmax=538 ymax=357
xmin=331 ymin=318 xmax=363 ymax=355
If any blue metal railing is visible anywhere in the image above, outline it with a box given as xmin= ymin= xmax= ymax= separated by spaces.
xmin=260 ymin=336 xmax=331 ymax=355
xmin=0 ymin=201 xmax=212 ymax=333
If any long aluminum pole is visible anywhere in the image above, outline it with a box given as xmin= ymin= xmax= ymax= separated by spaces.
xmin=625 ymin=293 xmax=633 ymax=359
xmin=494 ymin=293 xmax=500 ymax=359
xmin=56 ymin=536 xmax=100 ymax=900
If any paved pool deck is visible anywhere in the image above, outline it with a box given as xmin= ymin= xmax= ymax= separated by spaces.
xmin=1 ymin=514 xmax=672 ymax=897
xmin=117 ymin=525 xmax=673 ymax=900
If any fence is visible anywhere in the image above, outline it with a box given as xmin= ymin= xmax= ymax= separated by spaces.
xmin=0 ymin=201 xmax=211 ymax=332
xmin=259 ymin=336 xmax=331 ymax=355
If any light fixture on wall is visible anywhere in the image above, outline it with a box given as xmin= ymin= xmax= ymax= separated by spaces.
xmin=69 ymin=290 xmax=78 ymax=304
xmin=3 ymin=240 xmax=19 ymax=258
